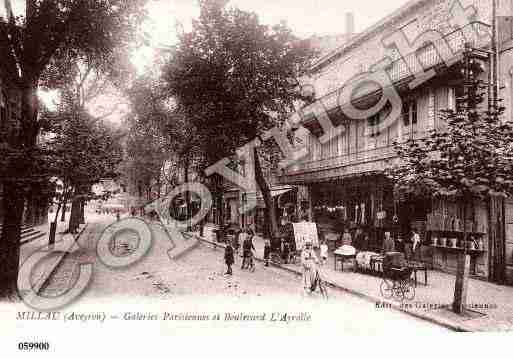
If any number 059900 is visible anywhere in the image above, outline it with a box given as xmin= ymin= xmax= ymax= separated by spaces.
xmin=18 ymin=342 xmax=50 ymax=351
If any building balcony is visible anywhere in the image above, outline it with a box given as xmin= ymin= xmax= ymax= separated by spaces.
xmin=300 ymin=21 xmax=491 ymax=136
xmin=279 ymin=130 xmax=431 ymax=185
xmin=386 ymin=21 xmax=490 ymax=84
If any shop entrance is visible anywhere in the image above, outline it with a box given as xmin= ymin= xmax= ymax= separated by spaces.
xmin=310 ymin=174 xmax=395 ymax=250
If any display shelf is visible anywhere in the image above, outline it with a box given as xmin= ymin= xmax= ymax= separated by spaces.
xmin=430 ymin=245 xmax=486 ymax=255
xmin=426 ymin=229 xmax=486 ymax=235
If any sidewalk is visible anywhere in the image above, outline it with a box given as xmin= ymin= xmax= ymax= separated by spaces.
xmin=19 ymin=212 xmax=88 ymax=295
xmin=197 ymin=226 xmax=513 ymax=332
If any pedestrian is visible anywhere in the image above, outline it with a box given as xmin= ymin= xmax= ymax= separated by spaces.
xmin=224 ymin=242 xmax=234 ymax=275
xmin=320 ymin=240 xmax=328 ymax=265
xmin=263 ymin=239 xmax=271 ymax=267
xmin=411 ymin=228 xmax=421 ymax=261
xmin=394 ymin=235 xmax=405 ymax=254
xmin=354 ymin=228 xmax=365 ymax=251
xmin=341 ymin=228 xmax=352 ymax=246
xmin=289 ymin=236 xmax=297 ymax=261
xmin=238 ymin=228 xmax=246 ymax=258
xmin=382 ymin=231 xmax=395 ymax=254
xmin=282 ymin=240 xmax=290 ymax=264
xmin=242 ymin=228 xmax=255 ymax=270
xmin=232 ymin=229 xmax=241 ymax=257
xmin=116 ymin=211 xmax=120 ymax=222
xmin=301 ymin=240 xmax=319 ymax=292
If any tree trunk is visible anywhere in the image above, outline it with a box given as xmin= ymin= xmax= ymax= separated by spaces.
xmin=35 ymin=202 xmax=46 ymax=226
xmin=0 ymin=82 xmax=39 ymax=299
xmin=200 ymin=217 xmax=205 ymax=237
xmin=79 ymin=199 xmax=85 ymax=224
xmin=253 ymin=147 xmax=277 ymax=240
xmin=0 ymin=183 xmax=25 ymax=299
xmin=211 ymin=175 xmax=224 ymax=227
xmin=61 ymin=195 xmax=68 ymax=222
xmin=184 ymin=156 xmax=191 ymax=231
xmin=49 ymin=201 xmax=62 ymax=246
xmin=217 ymin=192 xmax=224 ymax=227
xmin=488 ymin=195 xmax=506 ymax=284
xmin=67 ymin=189 xmax=81 ymax=234
xmin=25 ymin=198 xmax=34 ymax=226
xmin=453 ymin=197 xmax=470 ymax=314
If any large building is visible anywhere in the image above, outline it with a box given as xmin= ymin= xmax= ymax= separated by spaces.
xmin=279 ymin=0 xmax=513 ymax=284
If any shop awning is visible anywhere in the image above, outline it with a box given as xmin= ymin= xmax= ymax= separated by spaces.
xmin=101 ymin=203 xmax=125 ymax=209
xmin=251 ymin=187 xmax=294 ymax=208
xmin=253 ymin=187 xmax=293 ymax=200
xmin=270 ymin=188 xmax=293 ymax=198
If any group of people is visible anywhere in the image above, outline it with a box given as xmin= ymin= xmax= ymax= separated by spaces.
xmin=221 ymin=224 xmax=323 ymax=294
xmin=223 ymin=228 xmax=256 ymax=275
xmin=381 ymin=229 xmax=421 ymax=260
xmin=337 ymin=226 xmax=422 ymax=259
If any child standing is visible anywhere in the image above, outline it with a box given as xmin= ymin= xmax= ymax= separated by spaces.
xmin=320 ymin=240 xmax=328 ymax=265
xmin=224 ymin=243 xmax=234 ymax=275
xmin=263 ymin=240 xmax=271 ymax=267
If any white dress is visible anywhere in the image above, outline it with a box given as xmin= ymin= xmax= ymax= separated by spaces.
xmin=320 ymin=244 xmax=328 ymax=259
xmin=301 ymin=249 xmax=318 ymax=289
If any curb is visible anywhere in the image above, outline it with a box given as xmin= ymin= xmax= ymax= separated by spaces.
xmin=35 ymin=224 xmax=89 ymax=295
xmin=154 ymin=224 xmax=202 ymax=260
xmin=189 ymin=233 xmax=470 ymax=332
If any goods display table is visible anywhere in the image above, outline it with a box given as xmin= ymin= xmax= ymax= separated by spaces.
xmin=370 ymin=255 xmax=384 ymax=274
xmin=334 ymin=253 xmax=356 ymax=271
xmin=334 ymin=246 xmax=356 ymax=272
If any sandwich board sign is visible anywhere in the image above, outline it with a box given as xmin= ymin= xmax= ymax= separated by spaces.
xmin=292 ymin=221 xmax=320 ymax=249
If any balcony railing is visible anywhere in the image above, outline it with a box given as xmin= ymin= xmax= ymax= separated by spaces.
xmin=306 ymin=22 xmax=491 ymax=116
xmin=386 ymin=21 xmax=491 ymax=83
xmin=284 ymin=130 xmax=430 ymax=177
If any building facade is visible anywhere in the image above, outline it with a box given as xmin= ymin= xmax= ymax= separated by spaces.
xmin=279 ymin=0 xmax=513 ymax=284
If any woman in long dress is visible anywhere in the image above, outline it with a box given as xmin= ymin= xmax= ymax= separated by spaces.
xmin=301 ymin=240 xmax=319 ymax=292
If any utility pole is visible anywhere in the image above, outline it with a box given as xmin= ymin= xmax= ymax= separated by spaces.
xmin=492 ymin=0 xmax=499 ymax=113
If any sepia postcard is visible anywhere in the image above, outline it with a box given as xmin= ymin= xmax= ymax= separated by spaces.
xmin=1 ymin=0 xmax=513 ymax=356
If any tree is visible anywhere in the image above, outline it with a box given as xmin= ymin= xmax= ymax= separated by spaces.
xmin=0 ymin=0 xmax=147 ymax=298
xmin=46 ymin=105 xmax=123 ymax=233
xmin=162 ymin=0 xmax=314 ymax=238
xmin=388 ymin=51 xmax=513 ymax=313
xmin=41 ymin=48 xmax=132 ymax=233
xmin=123 ymin=72 xmax=209 ymax=230
xmin=122 ymin=117 xmax=167 ymax=201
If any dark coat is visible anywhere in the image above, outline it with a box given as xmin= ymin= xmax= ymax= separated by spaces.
xmin=382 ymin=238 xmax=395 ymax=253
xmin=394 ymin=239 xmax=405 ymax=254
xmin=264 ymin=244 xmax=271 ymax=259
xmin=225 ymin=245 xmax=234 ymax=265
xmin=242 ymin=237 xmax=255 ymax=257
xmin=354 ymin=233 xmax=368 ymax=251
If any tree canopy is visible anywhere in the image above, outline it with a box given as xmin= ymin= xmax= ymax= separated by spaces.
xmin=388 ymin=70 xmax=513 ymax=201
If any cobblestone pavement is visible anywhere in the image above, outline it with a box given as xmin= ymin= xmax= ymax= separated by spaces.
xmin=36 ymin=217 xmax=449 ymax=333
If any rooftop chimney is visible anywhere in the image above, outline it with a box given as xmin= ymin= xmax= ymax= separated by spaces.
xmin=345 ymin=12 xmax=355 ymax=36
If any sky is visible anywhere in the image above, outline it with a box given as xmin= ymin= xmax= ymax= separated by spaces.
xmin=2 ymin=0 xmax=412 ymax=118
xmin=133 ymin=0 xmax=411 ymax=73
xmin=1 ymin=0 xmax=413 ymax=74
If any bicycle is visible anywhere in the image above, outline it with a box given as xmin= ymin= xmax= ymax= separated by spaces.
xmin=309 ymin=267 xmax=329 ymax=299
xmin=379 ymin=267 xmax=415 ymax=301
